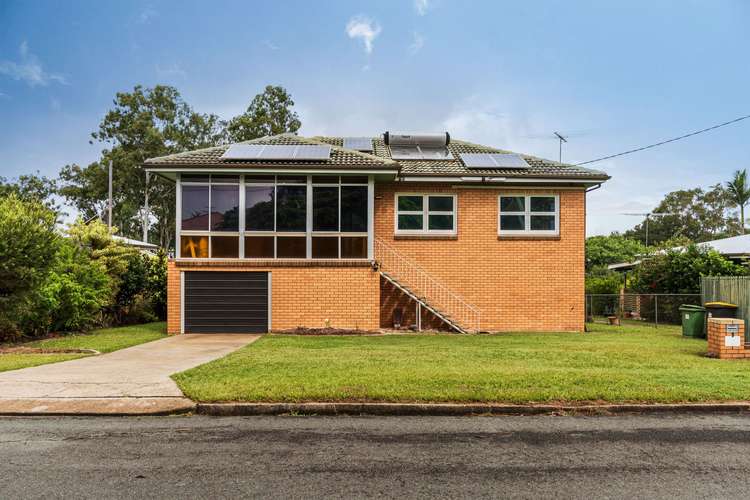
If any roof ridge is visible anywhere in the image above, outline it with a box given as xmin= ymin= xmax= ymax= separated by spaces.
xmin=311 ymin=136 xmax=399 ymax=166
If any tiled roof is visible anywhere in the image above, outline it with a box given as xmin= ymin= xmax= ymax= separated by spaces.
xmin=145 ymin=133 xmax=609 ymax=181
xmin=144 ymin=134 xmax=398 ymax=170
xmin=315 ymin=136 xmax=609 ymax=180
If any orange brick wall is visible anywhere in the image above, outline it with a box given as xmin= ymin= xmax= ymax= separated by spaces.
xmin=374 ymin=183 xmax=586 ymax=332
xmin=167 ymin=261 xmax=380 ymax=334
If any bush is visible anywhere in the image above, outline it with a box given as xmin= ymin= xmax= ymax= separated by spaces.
xmin=146 ymin=250 xmax=168 ymax=320
xmin=22 ymin=239 xmax=111 ymax=334
xmin=0 ymin=195 xmax=59 ymax=340
xmin=585 ymin=270 xmax=622 ymax=295
xmin=630 ymin=244 xmax=747 ymax=294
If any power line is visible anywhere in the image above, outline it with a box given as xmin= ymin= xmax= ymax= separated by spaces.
xmin=576 ymin=114 xmax=750 ymax=166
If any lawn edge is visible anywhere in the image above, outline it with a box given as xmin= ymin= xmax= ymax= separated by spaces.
xmin=197 ymin=401 xmax=750 ymax=417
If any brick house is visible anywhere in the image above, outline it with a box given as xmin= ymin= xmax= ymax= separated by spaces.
xmin=144 ymin=132 xmax=609 ymax=334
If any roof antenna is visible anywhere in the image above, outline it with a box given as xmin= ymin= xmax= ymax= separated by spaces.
xmin=553 ymin=132 xmax=568 ymax=163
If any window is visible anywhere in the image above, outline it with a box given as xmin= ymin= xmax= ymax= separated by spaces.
xmin=498 ymin=195 xmax=559 ymax=235
xmin=180 ymin=175 xmax=240 ymax=258
xmin=395 ymin=194 xmax=456 ymax=235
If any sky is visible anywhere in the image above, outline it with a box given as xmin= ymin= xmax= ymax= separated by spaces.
xmin=1 ymin=0 xmax=749 ymax=235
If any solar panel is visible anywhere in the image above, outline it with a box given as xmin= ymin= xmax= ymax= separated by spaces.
xmin=343 ymin=137 xmax=373 ymax=152
xmin=390 ymin=145 xmax=453 ymax=160
xmin=389 ymin=146 xmax=424 ymax=160
xmin=460 ymin=153 xmax=530 ymax=169
xmin=221 ymin=144 xmax=331 ymax=161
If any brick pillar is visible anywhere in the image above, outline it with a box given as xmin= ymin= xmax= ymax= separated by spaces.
xmin=166 ymin=260 xmax=181 ymax=335
xmin=707 ymin=318 xmax=746 ymax=359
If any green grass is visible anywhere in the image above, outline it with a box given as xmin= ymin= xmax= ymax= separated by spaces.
xmin=0 ymin=322 xmax=167 ymax=373
xmin=173 ymin=323 xmax=750 ymax=404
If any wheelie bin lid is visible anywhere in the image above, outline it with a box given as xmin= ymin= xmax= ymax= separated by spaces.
xmin=704 ymin=301 xmax=738 ymax=309
xmin=679 ymin=304 xmax=705 ymax=311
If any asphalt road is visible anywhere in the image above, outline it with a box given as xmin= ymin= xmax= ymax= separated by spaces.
xmin=1 ymin=414 xmax=750 ymax=499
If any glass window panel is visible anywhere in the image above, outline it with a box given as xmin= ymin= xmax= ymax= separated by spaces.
xmin=312 ymin=175 xmax=338 ymax=184
xmin=313 ymin=186 xmax=339 ymax=231
xmin=276 ymin=186 xmax=306 ymax=232
xmin=341 ymin=176 xmax=368 ymax=184
xmin=245 ymin=186 xmax=274 ymax=231
xmin=211 ymin=174 xmax=239 ymax=183
xmin=341 ymin=236 xmax=367 ymax=258
xmin=530 ymin=215 xmax=556 ymax=231
xmin=500 ymin=215 xmax=525 ymax=231
xmin=500 ymin=196 xmax=525 ymax=212
xmin=210 ymin=185 xmax=239 ymax=231
xmin=211 ymin=236 xmax=239 ymax=258
xmin=428 ymin=214 xmax=453 ymax=231
xmin=277 ymin=236 xmax=306 ymax=258
xmin=530 ymin=196 xmax=556 ymax=213
xmin=181 ymin=185 xmax=209 ymax=230
xmin=181 ymin=174 xmax=209 ymax=183
xmin=428 ymin=196 xmax=453 ymax=212
xmin=245 ymin=236 xmax=274 ymax=258
xmin=245 ymin=175 xmax=275 ymax=183
xmin=312 ymin=237 xmax=339 ymax=258
xmin=276 ymin=175 xmax=306 ymax=184
xmin=398 ymin=214 xmax=423 ymax=230
xmin=180 ymin=235 xmax=208 ymax=258
xmin=398 ymin=195 xmax=423 ymax=211
xmin=341 ymin=186 xmax=367 ymax=232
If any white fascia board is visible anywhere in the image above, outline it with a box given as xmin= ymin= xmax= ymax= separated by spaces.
xmin=145 ymin=167 xmax=398 ymax=175
xmin=399 ymin=175 xmax=603 ymax=185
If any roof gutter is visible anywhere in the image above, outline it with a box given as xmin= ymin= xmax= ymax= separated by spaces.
xmin=398 ymin=175 xmax=608 ymax=186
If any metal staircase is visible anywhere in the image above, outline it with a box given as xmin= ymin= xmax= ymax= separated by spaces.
xmin=374 ymin=237 xmax=481 ymax=333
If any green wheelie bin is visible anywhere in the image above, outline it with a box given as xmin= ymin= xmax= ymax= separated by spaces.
xmin=679 ymin=304 xmax=706 ymax=338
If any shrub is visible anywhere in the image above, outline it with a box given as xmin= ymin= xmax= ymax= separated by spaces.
xmin=146 ymin=250 xmax=168 ymax=320
xmin=0 ymin=195 xmax=59 ymax=340
xmin=630 ymin=244 xmax=747 ymax=294
xmin=22 ymin=239 xmax=111 ymax=334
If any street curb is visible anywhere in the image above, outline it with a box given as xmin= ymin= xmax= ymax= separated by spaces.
xmin=197 ymin=402 xmax=750 ymax=417
xmin=0 ymin=397 xmax=196 ymax=416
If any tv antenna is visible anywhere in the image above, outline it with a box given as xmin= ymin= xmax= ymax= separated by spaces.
xmin=553 ymin=132 xmax=567 ymax=162
xmin=621 ymin=212 xmax=678 ymax=247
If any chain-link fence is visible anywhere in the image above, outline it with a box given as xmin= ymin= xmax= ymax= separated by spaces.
xmin=586 ymin=293 xmax=702 ymax=327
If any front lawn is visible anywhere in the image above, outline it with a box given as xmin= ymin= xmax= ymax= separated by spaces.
xmin=0 ymin=322 xmax=167 ymax=373
xmin=174 ymin=323 xmax=750 ymax=404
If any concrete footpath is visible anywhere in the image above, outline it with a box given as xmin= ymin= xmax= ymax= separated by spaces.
xmin=0 ymin=334 xmax=258 ymax=415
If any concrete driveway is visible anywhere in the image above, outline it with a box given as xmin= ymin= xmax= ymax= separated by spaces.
xmin=0 ymin=334 xmax=259 ymax=415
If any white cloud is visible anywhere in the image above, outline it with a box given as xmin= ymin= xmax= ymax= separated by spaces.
xmin=155 ymin=63 xmax=187 ymax=79
xmin=0 ymin=41 xmax=67 ymax=87
xmin=138 ymin=6 xmax=158 ymax=24
xmin=415 ymin=0 xmax=431 ymax=16
xmin=261 ymin=40 xmax=280 ymax=50
xmin=409 ymin=31 xmax=425 ymax=54
xmin=345 ymin=15 xmax=381 ymax=54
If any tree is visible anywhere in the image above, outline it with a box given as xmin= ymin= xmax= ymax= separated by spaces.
xmin=585 ymin=234 xmax=647 ymax=272
xmin=58 ymin=85 xmax=227 ymax=247
xmin=726 ymin=169 xmax=750 ymax=234
xmin=624 ymin=184 xmax=741 ymax=245
xmin=0 ymin=195 xmax=60 ymax=339
xmin=226 ymin=85 xmax=301 ymax=142
xmin=0 ymin=173 xmax=58 ymax=210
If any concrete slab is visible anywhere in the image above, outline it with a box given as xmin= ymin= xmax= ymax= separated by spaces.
xmin=0 ymin=334 xmax=258 ymax=413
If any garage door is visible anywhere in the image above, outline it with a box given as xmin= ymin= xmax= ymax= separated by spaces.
xmin=184 ymin=271 xmax=269 ymax=333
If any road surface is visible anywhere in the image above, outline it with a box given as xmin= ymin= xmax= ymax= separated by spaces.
xmin=1 ymin=414 xmax=749 ymax=498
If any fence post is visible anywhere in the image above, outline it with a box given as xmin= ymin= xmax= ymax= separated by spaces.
xmin=654 ymin=295 xmax=658 ymax=328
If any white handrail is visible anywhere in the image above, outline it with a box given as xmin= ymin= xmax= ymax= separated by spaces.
xmin=374 ymin=237 xmax=481 ymax=332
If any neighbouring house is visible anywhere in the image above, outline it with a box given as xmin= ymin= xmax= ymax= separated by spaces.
xmin=144 ymin=132 xmax=609 ymax=334
xmin=608 ymin=233 xmax=750 ymax=273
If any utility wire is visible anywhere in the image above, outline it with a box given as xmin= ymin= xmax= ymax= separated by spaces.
xmin=576 ymin=114 xmax=750 ymax=166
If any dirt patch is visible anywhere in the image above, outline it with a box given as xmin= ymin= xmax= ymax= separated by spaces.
xmin=0 ymin=347 xmax=100 ymax=355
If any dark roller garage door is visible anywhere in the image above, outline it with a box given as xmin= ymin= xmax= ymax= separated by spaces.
xmin=184 ymin=271 xmax=269 ymax=333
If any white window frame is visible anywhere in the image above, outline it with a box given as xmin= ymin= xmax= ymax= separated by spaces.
xmin=497 ymin=194 xmax=559 ymax=236
xmin=394 ymin=193 xmax=457 ymax=236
